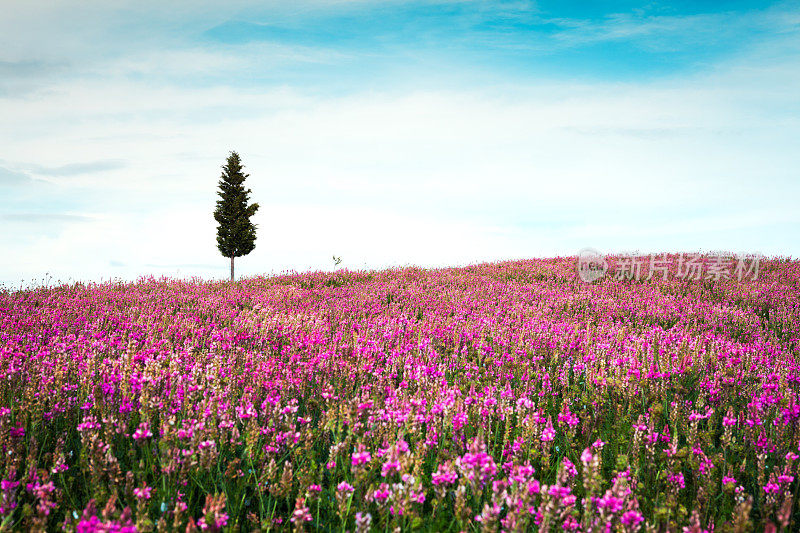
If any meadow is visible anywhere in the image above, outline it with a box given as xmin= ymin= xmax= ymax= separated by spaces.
xmin=0 ymin=255 xmax=799 ymax=532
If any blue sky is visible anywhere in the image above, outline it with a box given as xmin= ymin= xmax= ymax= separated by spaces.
xmin=1 ymin=0 xmax=798 ymax=286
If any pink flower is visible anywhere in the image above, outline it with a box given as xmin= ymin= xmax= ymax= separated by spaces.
xmin=0 ymin=480 xmax=19 ymax=491
xmin=199 ymin=513 xmax=229 ymax=531
xmin=549 ymin=485 xmax=571 ymax=498
xmin=132 ymin=422 xmax=153 ymax=440
xmin=667 ymin=472 xmax=685 ymax=489
xmin=562 ymin=457 xmax=577 ymax=478
xmin=290 ymin=498 xmax=312 ymax=525
xmin=381 ymin=460 xmax=401 ymax=477
xmin=621 ymin=510 xmax=644 ymax=526
xmin=372 ymin=483 xmax=391 ymax=502
xmin=133 ymin=486 xmax=152 ymax=500
xmin=562 ymin=515 xmax=581 ymax=531
xmin=558 ymin=407 xmax=579 ymax=427
xmin=595 ymin=495 xmax=624 ymax=513
xmin=581 ymin=447 xmax=594 ymax=464
xmin=541 ymin=425 xmax=556 ymax=442
xmin=77 ymin=500 xmax=136 ymax=533
xmin=432 ymin=463 xmax=457 ymax=485
xmin=352 ymin=450 xmax=371 ymax=466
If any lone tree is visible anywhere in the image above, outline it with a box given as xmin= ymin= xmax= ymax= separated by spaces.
xmin=213 ymin=151 xmax=259 ymax=281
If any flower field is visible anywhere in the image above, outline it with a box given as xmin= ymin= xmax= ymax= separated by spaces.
xmin=1 ymin=255 xmax=800 ymax=532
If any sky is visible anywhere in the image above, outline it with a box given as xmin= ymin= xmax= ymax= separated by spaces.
xmin=1 ymin=0 xmax=799 ymax=287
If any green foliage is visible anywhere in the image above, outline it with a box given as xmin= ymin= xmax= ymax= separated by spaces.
xmin=213 ymin=151 xmax=259 ymax=260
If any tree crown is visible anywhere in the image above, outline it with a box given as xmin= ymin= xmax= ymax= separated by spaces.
xmin=213 ymin=151 xmax=259 ymax=259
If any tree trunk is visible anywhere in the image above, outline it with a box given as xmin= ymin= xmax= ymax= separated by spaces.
xmin=230 ymin=255 xmax=234 ymax=281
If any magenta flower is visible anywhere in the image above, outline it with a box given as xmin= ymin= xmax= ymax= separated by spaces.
xmin=432 ymin=463 xmax=457 ymax=485
xmin=352 ymin=450 xmax=371 ymax=466
xmin=290 ymin=497 xmax=313 ymax=525
xmin=132 ymin=422 xmax=153 ymax=440
xmin=381 ymin=459 xmax=401 ymax=477
xmin=541 ymin=424 xmax=555 ymax=442
xmin=337 ymin=481 xmax=354 ymax=493
xmin=581 ymin=447 xmax=594 ymax=464
xmin=133 ymin=486 xmax=152 ymax=500
xmin=621 ymin=510 xmax=644 ymax=526
xmin=667 ymin=473 xmax=685 ymax=490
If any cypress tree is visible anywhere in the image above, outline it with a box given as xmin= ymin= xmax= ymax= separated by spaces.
xmin=213 ymin=151 xmax=259 ymax=281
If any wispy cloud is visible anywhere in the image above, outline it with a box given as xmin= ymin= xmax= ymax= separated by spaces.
xmin=144 ymin=262 xmax=227 ymax=269
xmin=0 ymin=213 xmax=93 ymax=222
xmin=0 ymin=59 xmax=68 ymax=96
xmin=26 ymin=159 xmax=127 ymax=177
xmin=0 ymin=167 xmax=39 ymax=187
